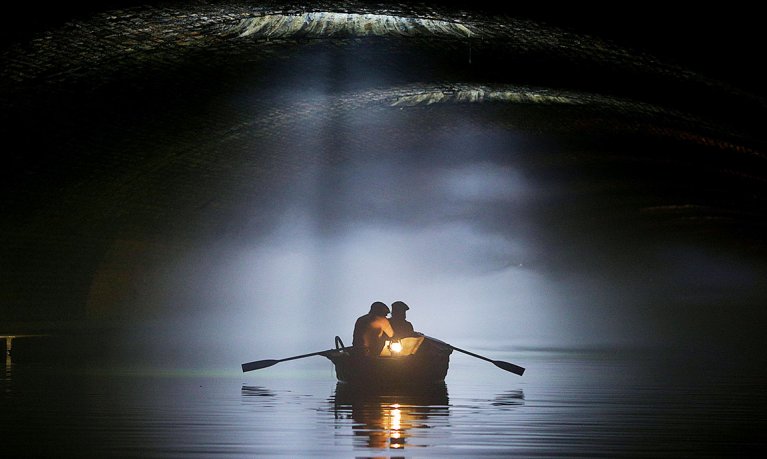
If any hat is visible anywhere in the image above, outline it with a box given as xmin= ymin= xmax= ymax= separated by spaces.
xmin=370 ymin=301 xmax=390 ymax=316
xmin=391 ymin=301 xmax=409 ymax=312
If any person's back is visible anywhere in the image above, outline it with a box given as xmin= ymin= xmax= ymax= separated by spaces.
xmin=352 ymin=314 xmax=374 ymax=349
xmin=352 ymin=301 xmax=394 ymax=356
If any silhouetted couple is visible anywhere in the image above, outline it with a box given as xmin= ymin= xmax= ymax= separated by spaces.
xmin=352 ymin=301 xmax=418 ymax=356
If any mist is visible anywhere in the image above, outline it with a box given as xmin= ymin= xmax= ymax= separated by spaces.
xmin=101 ymin=98 xmax=765 ymax=367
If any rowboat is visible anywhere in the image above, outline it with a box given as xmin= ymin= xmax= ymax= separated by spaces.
xmin=323 ymin=336 xmax=452 ymax=387
xmin=241 ymin=335 xmax=523 ymax=379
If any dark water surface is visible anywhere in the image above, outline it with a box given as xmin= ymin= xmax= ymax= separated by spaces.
xmin=3 ymin=348 xmax=765 ymax=457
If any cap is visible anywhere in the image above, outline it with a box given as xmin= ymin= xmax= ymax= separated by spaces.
xmin=391 ymin=301 xmax=409 ymax=312
xmin=370 ymin=301 xmax=390 ymax=316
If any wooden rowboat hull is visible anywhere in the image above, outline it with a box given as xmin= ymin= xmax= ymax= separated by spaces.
xmin=324 ymin=339 xmax=452 ymax=387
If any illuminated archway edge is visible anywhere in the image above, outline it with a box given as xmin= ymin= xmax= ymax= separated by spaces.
xmin=1 ymin=0 xmax=713 ymax=97
xmin=233 ymin=11 xmax=477 ymax=39
xmin=214 ymin=82 xmax=753 ymax=158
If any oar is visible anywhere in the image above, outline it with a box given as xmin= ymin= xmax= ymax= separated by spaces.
xmin=425 ymin=336 xmax=525 ymax=376
xmin=241 ymin=347 xmax=351 ymax=372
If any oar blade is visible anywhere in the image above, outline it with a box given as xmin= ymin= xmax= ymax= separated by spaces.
xmin=493 ymin=360 xmax=525 ymax=376
xmin=242 ymin=359 xmax=280 ymax=372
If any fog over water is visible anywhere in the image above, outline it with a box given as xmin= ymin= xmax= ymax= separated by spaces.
xmin=109 ymin=95 xmax=765 ymax=367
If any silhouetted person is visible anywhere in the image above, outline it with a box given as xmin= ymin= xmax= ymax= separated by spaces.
xmin=352 ymin=301 xmax=394 ymax=356
xmin=390 ymin=300 xmax=419 ymax=339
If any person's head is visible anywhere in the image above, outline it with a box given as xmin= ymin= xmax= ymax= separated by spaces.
xmin=369 ymin=301 xmax=390 ymax=317
xmin=391 ymin=301 xmax=409 ymax=317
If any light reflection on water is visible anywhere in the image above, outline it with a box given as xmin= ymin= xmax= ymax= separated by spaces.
xmin=327 ymin=383 xmax=453 ymax=450
xmin=2 ymin=349 xmax=765 ymax=457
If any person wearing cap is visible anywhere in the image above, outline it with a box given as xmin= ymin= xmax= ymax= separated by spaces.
xmin=390 ymin=300 xmax=418 ymax=339
xmin=352 ymin=301 xmax=394 ymax=356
